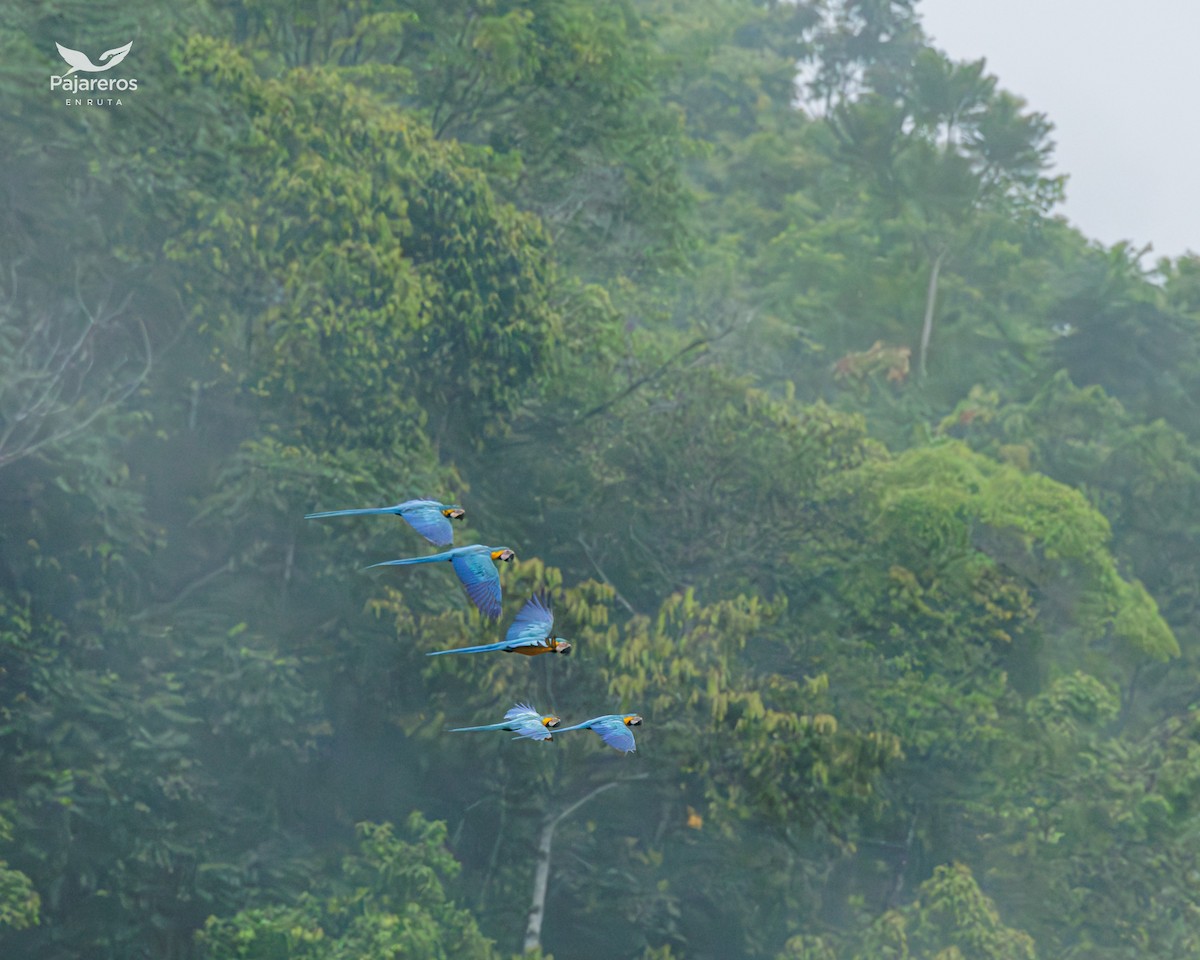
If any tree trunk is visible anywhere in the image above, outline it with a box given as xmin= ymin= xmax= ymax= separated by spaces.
xmin=918 ymin=249 xmax=947 ymax=378
xmin=522 ymin=816 xmax=556 ymax=954
xmin=522 ymin=780 xmax=637 ymax=954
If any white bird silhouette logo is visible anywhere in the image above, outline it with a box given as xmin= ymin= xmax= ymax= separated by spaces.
xmin=55 ymin=41 xmax=133 ymax=77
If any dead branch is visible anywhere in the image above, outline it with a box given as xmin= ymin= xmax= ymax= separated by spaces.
xmin=0 ymin=277 xmax=150 ymax=469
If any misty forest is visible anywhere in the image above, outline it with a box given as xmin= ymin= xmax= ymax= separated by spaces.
xmin=5 ymin=1 xmax=1200 ymax=958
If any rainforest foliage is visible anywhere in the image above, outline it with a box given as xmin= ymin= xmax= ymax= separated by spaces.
xmin=3 ymin=1 xmax=1200 ymax=958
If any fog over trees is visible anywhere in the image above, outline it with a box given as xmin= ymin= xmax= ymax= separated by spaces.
xmin=3 ymin=2 xmax=1200 ymax=958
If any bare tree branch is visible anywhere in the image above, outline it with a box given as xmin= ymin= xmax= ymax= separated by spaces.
xmin=130 ymin=557 xmax=236 ymax=623
xmin=572 ymin=312 xmax=751 ymax=428
xmin=0 ymin=273 xmax=151 ymax=469
xmin=576 ymin=534 xmax=638 ymax=616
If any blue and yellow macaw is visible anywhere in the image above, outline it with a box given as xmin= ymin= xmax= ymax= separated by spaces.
xmin=556 ymin=714 xmax=643 ymax=753
xmin=366 ymin=544 xmax=515 ymax=619
xmin=305 ymin=498 xmax=464 ymax=546
xmin=426 ymin=594 xmax=571 ymax=657
xmin=450 ymin=702 xmax=561 ymax=742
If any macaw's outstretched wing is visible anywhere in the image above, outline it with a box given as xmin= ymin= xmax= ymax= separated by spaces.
xmin=426 ymin=640 xmax=509 ymax=657
xmin=511 ymin=720 xmax=555 ymax=742
xmin=504 ymin=703 xmax=542 ymax=723
xmin=513 ymin=729 xmax=554 ymax=744
xmin=452 ymin=551 xmax=503 ymax=619
xmin=506 ymin=594 xmax=554 ymax=645
xmin=400 ymin=502 xmax=455 ymax=546
xmin=591 ymin=718 xmax=637 ymax=753
xmin=560 ymin=716 xmax=638 ymax=753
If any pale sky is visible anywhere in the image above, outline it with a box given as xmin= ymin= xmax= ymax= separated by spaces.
xmin=918 ymin=0 xmax=1200 ymax=261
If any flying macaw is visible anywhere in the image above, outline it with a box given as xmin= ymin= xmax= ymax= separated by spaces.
xmin=426 ymin=593 xmax=571 ymax=657
xmin=366 ymin=544 xmax=515 ymax=619
xmin=556 ymin=714 xmax=643 ymax=753
xmin=449 ymin=702 xmax=561 ymax=742
xmin=305 ymin=499 xmax=465 ymax=546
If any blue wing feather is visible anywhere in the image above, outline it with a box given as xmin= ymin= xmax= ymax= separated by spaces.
xmin=400 ymin=502 xmax=455 ymax=546
xmin=593 ymin=718 xmax=637 ymax=753
xmin=504 ymin=704 xmax=553 ymax=740
xmin=452 ymin=551 xmax=503 ymax=619
xmin=512 ymin=723 xmax=554 ymax=742
xmin=557 ymin=715 xmax=637 ymax=753
xmin=506 ymin=594 xmax=554 ymax=645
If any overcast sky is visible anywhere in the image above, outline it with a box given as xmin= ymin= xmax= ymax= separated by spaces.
xmin=917 ymin=0 xmax=1200 ymax=261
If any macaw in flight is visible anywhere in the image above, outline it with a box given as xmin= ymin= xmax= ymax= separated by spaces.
xmin=366 ymin=544 xmax=515 ymax=619
xmin=556 ymin=714 xmax=643 ymax=754
xmin=450 ymin=702 xmax=561 ymax=742
xmin=426 ymin=593 xmax=571 ymax=657
xmin=305 ymin=499 xmax=465 ymax=546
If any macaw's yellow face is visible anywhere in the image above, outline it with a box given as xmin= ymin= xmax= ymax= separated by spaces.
xmin=443 ymin=508 xmax=466 ymax=520
xmin=542 ymin=716 xmax=561 ymax=729
xmin=555 ymin=640 xmax=573 ymax=656
xmin=492 ymin=548 xmax=516 ymax=562
xmin=624 ymin=715 xmax=643 ymax=727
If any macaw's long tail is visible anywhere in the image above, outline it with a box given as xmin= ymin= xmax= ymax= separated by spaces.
xmin=365 ymin=551 xmax=453 ymax=569
xmin=449 ymin=722 xmax=507 ymax=733
xmin=306 ymin=506 xmax=395 ymax=520
xmin=552 ymin=721 xmax=593 ymax=733
xmin=427 ymin=642 xmax=504 ymax=656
